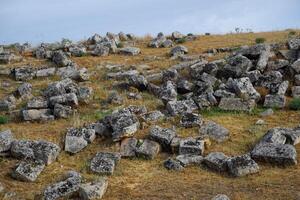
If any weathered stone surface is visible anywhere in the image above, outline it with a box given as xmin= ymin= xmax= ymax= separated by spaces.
xmin=52 ymin=50 xmax=72 ymax=67
xmin=140 ymin=110 xmax=164 ymax=122
xmin=36 ymin=67 xmax=56 ymax=77
xmin=78 ymin=178 xmax=108 ymax=200
xmin=212 ymin=194 xmax=230 ymax=200
xmin=176 ymin=154 xmax=203 ymax=166
xmin=259 ymin=128 xmax=287 ymax=144
xmin=203 ymin=152 xmax=229 ymax=172
xmin=127 ymin=74 xmax=148 ymax=90
xmin=43 ymin=171 xmax=82 ymax=200
xmin=199 ymin=121 xmax=229 ymax=143
xmin=166 ymin=100 xmax=198 ymax=116
xmin=222 ymin=55 xmax=252 ymax=78
xmin=218 ymin=98 xmax=256 ymax=112
xmin=56 ymin=65 xmax=89 ymax=81
xmin=292 ymin=59 xmax=300 ymax=73
xmin=135 ymin=139 xmax=161 ymax=159
xmin=65 ymin=127 xmax=96 ymax=154
xmin=11 ymin=140 xmax=60 ymax=165
xmin=0 ymin=95 xmax=16 ymax=111
xmin=90 ymin=152 xmax=121 ymax=175
xmin=263 ymin=94 xmax=286 ymax=108
xmin=177 ymin=79 xmax=194 ymax=94
xmin=179 ymin=137 xmax=205 ymax=155
xmin=119 ymin=47 xmax=141 ymax=56
xmin=43 ymin=78 xmax=76 ymax=98
xmin=251 ymin=143 xmax=297 ymax=166
xmin=53 ymin=104 xmax=73 ymax=119
xmin=27 ymin=97 xmax=48 ymax=109
xmin=170 ymin=137 xmax=182 ymax=154
xmin=126 ymin=105 xmax=147 ymax=115
xmin=0 ymin=52 xmax=22 ymax=64
xmin=148 ymin=126 xmax=176 ymax=151
xmin=12 ymin=160 xmax=45 ymax=182
xmin=232 ymin=77 xmax=260 ymax=101
xmin=77 ymin=86 xmax=93 ymax=104
xmin=69 ymin=45 xmax=87 ymax=57
xmin=260 ymin=108 xmax=274 ymax=117
xmin=49 ymin=93 xmax=78 ymax=107
xmin=13 ymin=67 xmax=35 ymax=81
xmin=92 ymin=44 xmax=110 ymax=56
xmin=180 ymin=112 xmax=203 ymax=128
xmin=159 ymin=81 xmax=177 ymax=104
xmin=277 ymin=81 xmax=289 ymax=95
xmin=120 ymin=138 xmax=137 ymax=158
xmin=0 ymin=130 xmax=13 ymax=153
xmin=15 ymin=83 xmax=32 ymax=99
xmin=292 ymin=86 xmax=300 ymax=98
xmin=107 ymin=91 xmax=123 ymax=105
xmin=108 ymin=108 xmax=140 ymax=141
xmin=172 ymin=31 xmax=185 ymax=40
xmin=170 ymin=45 xmax=188 ymax=56
xmin=288 ymin=38 xmax=300 ymax=50
xmin=164 ymin=158 xmax=184 ymax=171
xmin=22 ymin=109 xmax=54 ymax=122
xmin=226 ymin=154 xmax=259 ymax=177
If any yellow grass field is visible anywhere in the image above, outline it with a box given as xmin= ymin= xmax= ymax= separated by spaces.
xmin=0 ymin=30 xmax=300 ymax=200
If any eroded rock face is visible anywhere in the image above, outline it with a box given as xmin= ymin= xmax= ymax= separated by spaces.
xmin=148 ymin=126 xmax=176 ymax=151
xmin=0 ymin=130 xmax=13 ymax=153
xmin=65 ymin=127 xmax=96 ymax=154
xmin=12 ymin=160 xmax=45 ymax=182
xmin=79 ymin=177 xmax=108 ymax=200
xmin=43 ymin=171 xmax=82 ymax=200
xmin=199 ymin=121 xmax=229 ymax=143
xmin=251 ymin=143 xmax=297 ymax=166
xmin=10 ymin=140 xmax=60 ymax=165
xmin=135 ymin=139 xmax=161 ymax=159
xmin=108 ymin=108 xmax=140 ymax=141
xmin=90 ymin=152 xmax=121 ymax=175
xmin=179 ymin=137 xmax=205 ymax=155
xmin=226 ymin=154 xmax=259 ymax=177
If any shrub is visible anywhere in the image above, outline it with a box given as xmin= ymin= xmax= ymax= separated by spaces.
xmin=255 ymin=37 xmax=266 ymax=44
xmin=176 ymin=38 xmax=187 ymax=44
xmin=289 ymin=98 xmax=300 ymax=110
xmin=117 ymin=42 xmax=124 ymax=48
xmin=0 ymin=116 xmax=8 ymax=124
xmin=288 ymin=31 xmax=296 ymax=36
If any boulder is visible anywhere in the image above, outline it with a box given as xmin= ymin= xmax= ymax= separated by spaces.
xmin=22 ymin=109 xmax=54 ymax=122
xmin=259 ymin=128 xmax=287 ymax=144
xmin=179 ymin=137 xmax=205 ymax=155
xmin=0 ymin=53 xmax=22 ymax=64
xmin=260 ymin=108 xmax=274 ymax=117
xmin=78 ymin=177 xmax=108 ymax=200
xmin=108 ymin=108 xmax=140 ymax=141
xmin=232 ymin=77 xmax=260 ymax=101
xmin=15 ymin=82 xmax=32 ymax=99
xmin=149 ymin=33 xmax=166 ymax=48
xmin=53 ymin=104 xmax=73 ymax=119
xmin=226 ymin=154 xmax=259 ymax=177
xmin=292 ymin=59 xmax=300 ymax=73
xmin=26 ymin=97 xmax=48 ymax=109
xmin=52 ymin=50 xmax=72 ymax=67
xmin=12 ymin=160 xmax=45 ymax=182
xmin=218 ymin=98 xmax=256 ymax=112
xmin=180 ymin=112 xmax=203 ymax=128
xmin=148 ymin=126 xmax=176 ymax=151
xmin=92 ymin=44 xmax=110 ymax=56
xmin=120 ymin=138 xmax=137 ymax=158
xmin=0 ymin=95 xmax=16 ymax=111
xmin=170 ymin=45 xmax=188 ymax=56
xmin=76 ymin=86 xmax=93 ymax=104
xmin=65 ymin=127 xmax=96 ymax=154
xmin=172 ymin=31 xmax=185 ymax=40
xmin=288 ymin=38 xmax=300 ymax=50
xmin=56 ymin=65 xmax=89 ymax=81
xmin=161 ymin=39 xmax=174 ymax=48
xmin=126 ymin=105 xmax=147 ymax=115
xmin=166 ymin=100 xmax=198 ymax=116
xmin=162 ymin=68 xmax=179 ymax=83
xmin=203 ymin=152 xmax=229 ymax=172
xmin=212 ymin=194 xmax=230 ymax=200
xmin=295 ymin=74 xmax=300 ymax=86
xmin=49 ymin=93 xmax=78 ymax=107
xmin=251 ymin=143 xmax=297 ymax=166
xmin=119 ymin=47 xmax=141 ymax=56
xmin=127 ymin=74 xmax=148 ymax=90
xmin=13 ymin=67 xmax=35 ymax=81
xmin=107 ymin=91 xmax=123 ymax=105
xmin=164 ymin=158 xmax=184 ymax=171
xmin=69 ymin=45 xmax=87 ymax=57
xmin=263 ymin=94 xmax=286 ymax=108
xmin=177 ymin=79 xmax=194 ymax=94
xmin=292 ymin=86 xmax=300 ymax=98
xmin=36 ymin=67 xmax=56 ymax=77
xmin=277 ymin=81 xmax=289 ymax=95
xmin=222 ymin=55 xmax=252 ymax=78
xmin=159 ymin=81 xmax=177 ymax=104
xmin=90 ymin=152 xmax=121 ymax=175
xmin=43 ymin=171 xmax=82 ymax=200
xmin=199 ymin=121 xmax=229 ymax=143
xmin=11 ymin=140 xmax=60 ymax=165
xmin=140 ymin=110 xmax=164 ymax=122
xmin=176 ymin=154 xmax=203 ymax=166
xmin=135 ymin=139 xmax=161 ymax=159
xmin=0 ymin=129 xmax=13 ymax=153
xmin=43 ymin=79 xmax=73 ymax=98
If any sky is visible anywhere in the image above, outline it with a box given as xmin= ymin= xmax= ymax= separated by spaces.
xmin=0 ymin=0 xmax=299 ymax=44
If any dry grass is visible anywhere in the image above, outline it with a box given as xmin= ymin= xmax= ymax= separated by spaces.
xmin=0 ymin=30 xmax=300 ymax=200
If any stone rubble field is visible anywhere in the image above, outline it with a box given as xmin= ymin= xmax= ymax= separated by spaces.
xmin=0 ymin=30 xmax=300 ymax=199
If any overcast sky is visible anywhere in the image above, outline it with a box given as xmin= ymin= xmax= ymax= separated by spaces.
xmin=0 ymin=0 xmax=299 ymax=44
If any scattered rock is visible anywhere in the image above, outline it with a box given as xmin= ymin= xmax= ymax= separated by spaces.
xmin=180 ymin=112 xmax=203 ymax=128
xmin=119 ymin=47 xmax=141 ymax=56
xmin=263 ymin=94 xmax=286 ymax=108
xmin=120 ymin=138 xmax=137 ymax=158
xmin=166 ymin=99 xmax=198 ymax=116
xmin=0 ymin=130 xmax=13 ymax=153
xmin=226 ymin=154 xmax=259 ymax=177
xmin=218 ymin=98 xmax=256 ymax=112
xmin=78 ymin=177 xmax=108 ymax=200
xmin=260 ymin=108 xmax=274 ymax=117
xmin=90 ymin=152 xmax=121 ymax=175
xmin=203 ymin=152 xmax=229 ymax=172
xmin=135 ymin=139 xmax=161 ymax=159
xmin=176 ymin=154 xmax=203 ymax=166
xmin=140 ymin=110 xmax=164 ymax=122
xmin=199 ymin=121 xmax=229 ymax=143
xmin=148 ymin=126 xmax=176 ymax=151
xmin=164 ymin=158 xmax=184 ymax=171
xmin=12 ymin=160 xmax=45 ymax=182
xmin=212 ymin=194 xmax=230 ymax=200
xmin=179 ymin=137 xmax=205 ymax=155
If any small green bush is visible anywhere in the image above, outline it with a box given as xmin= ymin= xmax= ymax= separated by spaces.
xmin=176 ymin=38 xmax=187 ymax=44
xmin=288 ymin=31 xmax=296 ymax=36
xmin=255 ymin=37 xmax=266 ymax=44
xmin=117 ymin=42 xmax=124 ymax=48
xmin=289 ymin=98 xmax=300 ymax=110
xmin=0 ymin=116 xmax=8 ymax=124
